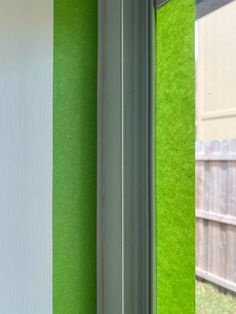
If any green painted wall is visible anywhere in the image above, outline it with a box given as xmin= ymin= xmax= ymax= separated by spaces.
xmin=156 ymin=1 xmax=195 ymax=313
xmin=53 ymin=1 xmax=97 ymax=313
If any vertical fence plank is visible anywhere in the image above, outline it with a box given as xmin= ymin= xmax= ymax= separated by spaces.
xmin=196 ymin=157 xmax=205 ymax=269
xmin=227 ymin=155 xmax=236 ymax=284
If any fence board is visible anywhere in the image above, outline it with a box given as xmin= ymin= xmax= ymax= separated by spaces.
xmin=196 ymin=140 xmax=236 ymax=293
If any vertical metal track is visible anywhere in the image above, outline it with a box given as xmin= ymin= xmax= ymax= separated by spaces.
xmin=97 ymin=0 xmax=156 ymax=313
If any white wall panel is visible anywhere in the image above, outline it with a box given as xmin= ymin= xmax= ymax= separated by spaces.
xmin=0 ymin=0 xmax=53 ymax=313
xmin=196 ymin=1 xmax=236 ymax=140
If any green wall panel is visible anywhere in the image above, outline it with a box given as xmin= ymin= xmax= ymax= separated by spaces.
xmin=156 ymin=1 xmax=195 ymax=313
xmin=53 ymin=1 xmax=97 ymax=313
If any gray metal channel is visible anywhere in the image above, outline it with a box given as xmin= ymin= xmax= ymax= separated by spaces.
xmin=196 ymin=0 xmax=235 ymax=19
xmin=97 ymin=0 xmax=156 ymax=313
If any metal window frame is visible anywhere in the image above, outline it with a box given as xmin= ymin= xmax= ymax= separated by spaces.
xmin=155 ymin=0 xmax=169 ymax=9
xmin=196 ymin=0 xmax=234 ymax=19
xmin=97 ymin=0 xmax=156 ymax=313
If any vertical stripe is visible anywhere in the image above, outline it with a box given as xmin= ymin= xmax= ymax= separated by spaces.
xmin=0 ymin=0 xmax=53 ymax=313
xmin=156 ymin=0 xmax=195 ymax=313
xmin=53 ymin=1 xmax=97 ymax=313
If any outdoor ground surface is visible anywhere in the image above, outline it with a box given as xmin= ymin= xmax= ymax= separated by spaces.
xmin=196 ymin=281 xmax=236 ymax=314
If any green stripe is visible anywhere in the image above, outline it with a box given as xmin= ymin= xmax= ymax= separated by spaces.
xmin=53 ymin=1 xmax=97 ymax=313
xmin=156 ymin=1 xmax=195 ymax=313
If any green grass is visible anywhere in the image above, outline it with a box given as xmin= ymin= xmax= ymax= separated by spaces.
xmin=196 ymin=281 xmax=236 ymax=314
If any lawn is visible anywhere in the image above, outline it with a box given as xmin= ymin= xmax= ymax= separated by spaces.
xmin=196 ymin=281 xmax=236 ymax=314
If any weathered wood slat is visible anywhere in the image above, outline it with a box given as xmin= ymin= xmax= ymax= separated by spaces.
xmin=196 ymin=140 xmax=236 ymax=161
xmin=196 ymin=210 xmax=236 ymax=226
xmin=196 ymin=268 xmax=236 ymax=293
xmin=196 ymin=218 xmax=205 ymax=270
xmin=227 ymin=162 xmax=236 ymax=283
xmin=226 ymin=226 xmax=236 ymax=283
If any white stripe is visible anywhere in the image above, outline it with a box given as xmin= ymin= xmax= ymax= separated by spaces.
xmin=121 ymin=0 xmax=124 ymax=312
xmin=0 ymin=0 xmax=53 ymax=313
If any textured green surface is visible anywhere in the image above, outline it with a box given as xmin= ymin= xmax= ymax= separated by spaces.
xmin=156 ymin=1 xmax=195 ymax=313
xmin=53 ymin=1 xmax=97 ymax=313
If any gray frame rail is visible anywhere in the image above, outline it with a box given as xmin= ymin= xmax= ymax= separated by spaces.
xmin=97 ymin=0 xmax=156 ymax=313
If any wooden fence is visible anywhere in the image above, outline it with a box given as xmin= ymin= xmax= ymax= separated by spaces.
xmin=196 ymin=140 xmax=236 ymax=293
